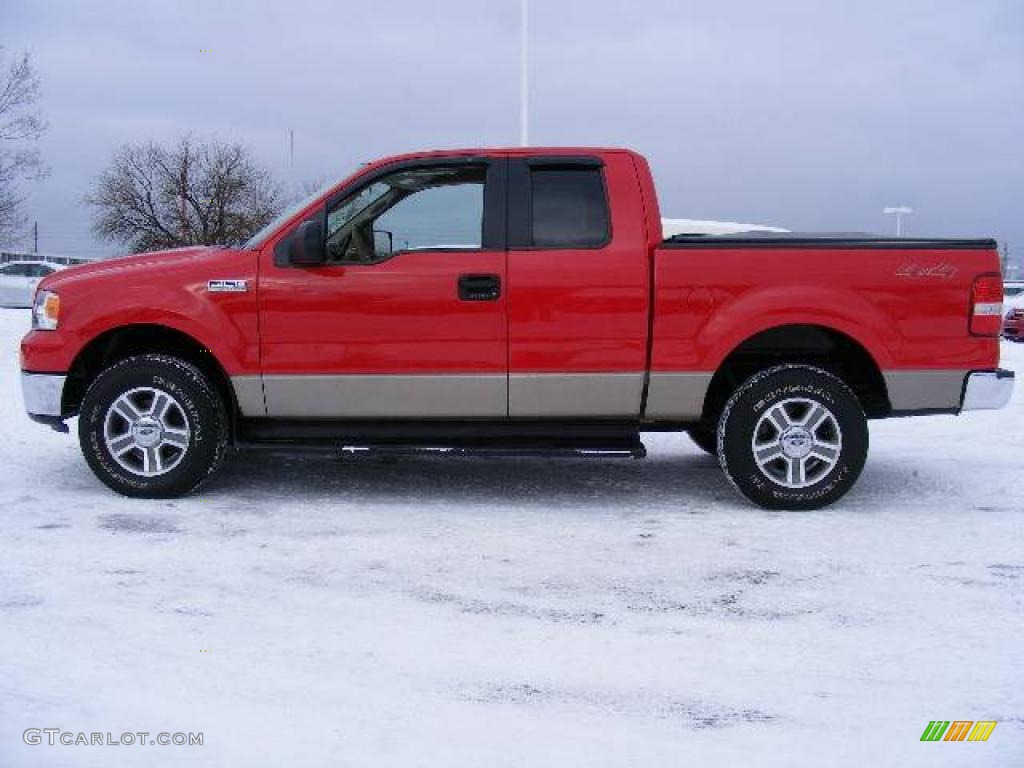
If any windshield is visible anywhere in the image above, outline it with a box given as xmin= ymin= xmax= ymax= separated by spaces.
xmin=242 ymin=177 xmax=344 ymax=250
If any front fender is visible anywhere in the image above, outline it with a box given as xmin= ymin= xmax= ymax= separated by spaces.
xmin=21 ymin=250 xmax=259 ymax=375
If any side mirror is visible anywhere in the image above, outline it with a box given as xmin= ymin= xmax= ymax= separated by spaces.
xmin=289 ymin=220 xmax=326 ymax=266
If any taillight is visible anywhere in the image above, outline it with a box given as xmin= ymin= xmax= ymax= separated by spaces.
xmin=970 ymin=274 xmax=1003 ymax=335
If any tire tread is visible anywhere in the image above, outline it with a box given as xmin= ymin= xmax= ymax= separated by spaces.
xmin=79 ymin=354 xmax=229 ymax=498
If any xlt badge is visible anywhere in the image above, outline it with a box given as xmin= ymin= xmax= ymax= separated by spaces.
xmin=207 ymin=279 xmax=248 ymax=293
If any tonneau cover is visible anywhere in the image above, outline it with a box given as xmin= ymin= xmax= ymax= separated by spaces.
xmin=662 ymin=232 xmax=997 ymax=249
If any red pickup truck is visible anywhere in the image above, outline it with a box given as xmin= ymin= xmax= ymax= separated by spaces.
xmin=20 ymin=147 xmax=1014 ymax=509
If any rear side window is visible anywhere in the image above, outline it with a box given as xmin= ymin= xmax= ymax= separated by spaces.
xmin=530 ymin=167 xmax=609 ymax=248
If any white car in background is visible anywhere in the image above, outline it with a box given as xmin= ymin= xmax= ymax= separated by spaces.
xmin=0 ymin=261 xmax=64 ymax=308
xmin=661 ymin=217 xmax=789 ymax=237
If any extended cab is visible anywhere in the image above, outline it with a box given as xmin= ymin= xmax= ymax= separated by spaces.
xmin=20 ymin=148 xmax=1015 ymax=509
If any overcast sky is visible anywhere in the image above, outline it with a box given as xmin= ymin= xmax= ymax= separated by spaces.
xmin=3 ymin=0 xmax=1024 ymax=265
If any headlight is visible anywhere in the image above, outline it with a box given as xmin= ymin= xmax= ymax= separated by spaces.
xmin=32 ymin=290 xmax=60 ymax=330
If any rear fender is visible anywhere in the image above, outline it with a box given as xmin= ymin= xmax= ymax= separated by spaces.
xmin=701 ymin=285 xmax=895 ymax=371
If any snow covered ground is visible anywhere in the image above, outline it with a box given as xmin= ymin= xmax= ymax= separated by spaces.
xmin=1 ymin=308 xmax=1021 ymax=767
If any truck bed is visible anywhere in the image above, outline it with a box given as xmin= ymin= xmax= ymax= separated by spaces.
xmin=646 ymin=232 xmax=1002 ymax=420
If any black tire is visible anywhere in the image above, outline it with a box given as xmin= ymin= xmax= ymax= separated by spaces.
xmin=717 ymin=364 xmax=868 ymax=510
xmin=78 ymin=354 xmax=229 ymax=498
xmin=686 ymin=426 xmax=718 ymax=456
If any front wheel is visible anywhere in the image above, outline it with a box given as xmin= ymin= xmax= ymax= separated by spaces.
xmin=78 ymin=354 xmax=229 ymax=498
xmin=717 ymin=365 xmax=868 ymax=510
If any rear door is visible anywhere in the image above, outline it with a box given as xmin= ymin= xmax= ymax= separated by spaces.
xmin=505 ymin=153 xmax=651 ymax=417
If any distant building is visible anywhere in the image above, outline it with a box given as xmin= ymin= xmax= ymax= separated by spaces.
xmin=0 ymin=250 xmax=101 ymax=266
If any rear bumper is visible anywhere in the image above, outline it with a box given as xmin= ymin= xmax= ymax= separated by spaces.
xmin=21 ymin=371 xmax=66 ymax=418
xmin=961 ymin=369 xmax=1015 ymax=411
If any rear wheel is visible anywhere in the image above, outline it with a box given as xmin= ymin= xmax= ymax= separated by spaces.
xmin=78 ymin=354 xmax=229 ymax=498
xmin=717 ymin=364 xmax=867 ymax=510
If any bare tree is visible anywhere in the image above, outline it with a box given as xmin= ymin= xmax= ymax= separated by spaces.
xmin=289 ymin=175 xmax=332 ymax=204
xmin=0 ymin=47 xmax=47 ymax=245
xmin=87 ymin=135 xmax=283 ymax=252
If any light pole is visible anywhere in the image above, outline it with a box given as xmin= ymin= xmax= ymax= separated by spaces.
xmin=883 ymin=206 xmax=912 ymax=237
xmin=520 ymin=0 xmax=529 ymax=146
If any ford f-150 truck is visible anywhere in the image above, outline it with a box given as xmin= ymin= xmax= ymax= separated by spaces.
xmin=19 ymin=147 xmax=1015 ymax=509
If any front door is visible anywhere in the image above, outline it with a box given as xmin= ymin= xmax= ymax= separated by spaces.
xmin=258 ymin=157 xmax=508 ymax=419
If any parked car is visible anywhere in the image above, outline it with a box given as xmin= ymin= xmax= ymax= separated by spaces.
xmin=0 ymin=260 xmax=63 ymax=308
xmin=1004 ymin=281 xmax=1024 ymax=299
xmin=19 ymin=147 xmax=1015 ymax=509
xmin=1003 ymin=291 xmax=1024 ymax=342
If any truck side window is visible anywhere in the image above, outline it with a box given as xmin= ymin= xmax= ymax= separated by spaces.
xmin=325 ymin=165 xmax=486 ymax=264
xmin=375 ymin=182 xmax=482 ymax=253
xmin=530 ymin=167 xmax=609 ymax=248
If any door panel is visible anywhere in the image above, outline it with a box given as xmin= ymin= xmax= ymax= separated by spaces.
xmin=506 ymin=154 xmax=651 ymax=418
xmin=259 ymin=250 xmax=508 ymax=417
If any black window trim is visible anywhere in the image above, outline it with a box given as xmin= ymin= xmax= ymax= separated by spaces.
xmin=275 ymin=156 xmax=507 ymax=268
xmin=507 ymin=156 xmax=612 ymax=251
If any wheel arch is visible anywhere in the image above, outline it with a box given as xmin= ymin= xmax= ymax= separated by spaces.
xmin=701 ymin=323 xmax=891 ymax=423
xmin=63 ymin=324 xmax=239 ymax=432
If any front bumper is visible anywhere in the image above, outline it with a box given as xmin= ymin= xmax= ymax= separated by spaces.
xmin=21 ymin=371 xmax=69 ymax=431
xmin=961 ymin=369 xmax=1015 ymax=411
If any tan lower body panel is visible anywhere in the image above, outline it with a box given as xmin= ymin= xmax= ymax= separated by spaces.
xmin=235 ymin=372 xmax=651 ymax=419
xmin=235 ymin=369 xmax=968 ymax=420
xmin=508 ymin=373 xmax=645 ymax=418
xmin=644 ymin=372 xmax=715 ymax=421
xmin=231 ymin=375 xmax=266 ymax=417
xmin=258 ymin=374 xmax=507 ymax=419
xmin=883 ymin=370 xmax=967 ymax=411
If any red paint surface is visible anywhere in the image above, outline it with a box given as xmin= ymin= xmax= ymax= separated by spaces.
xmin=259 ymin=251 xmax=507 ymax=375
xmin=650 ymin=246 xmax=1000 ymax=372
xmin=22 ymin=247 xmax=258 ymax=374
